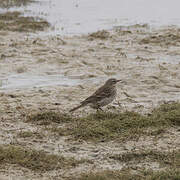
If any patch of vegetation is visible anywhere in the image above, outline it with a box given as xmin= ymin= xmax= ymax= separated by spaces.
xmin=139 ymin=30 xmax=180 ymax=46
xmin=17 ymin=131 xmax=34 ymax=138
xmin=0 ymin=0 xmax=34 ymax=8
xmin=48 ymin=126 xmax=70 ymax=136
xmin=0 ymin=11 xmax=49 ymax=32
xmin=146 ymin=128 xmax=166 ymax=136
xmin=70 ymin=111 xmax=147 ymax=141
xmin=0 ymin=145 xmax=87 ymax=172
xmin=70 ymin=169 xmax=180 ymax=180
xmin=27 ymin=111 xmax=73 ymax=125
xmin=109 ymin=150 xmax=180 ymax=169
xmin=17 ymin=131 xmax=44 ymax=139
xmin=88 ymin=30 xmax=110 ymax=40
xmin=27 ymin=103 xmax=180 ymax=142
xmin=151 ymin=102 xmax=180 ymax=126
xmin=70 ymin=103 xmax=180 ymax=141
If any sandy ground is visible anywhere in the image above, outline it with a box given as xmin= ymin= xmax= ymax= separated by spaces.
xmin=0 ymin=25 xmax=180 ymax=179
xmin=1 ymin=25 xmax=180 ymax=113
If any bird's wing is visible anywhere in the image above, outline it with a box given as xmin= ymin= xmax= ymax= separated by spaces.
xmin=81 ymin=85 xmax=111 ymax=105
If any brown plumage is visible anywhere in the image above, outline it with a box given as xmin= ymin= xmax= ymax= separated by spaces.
xmin=69 ymin=78 xmax=122 ymax=112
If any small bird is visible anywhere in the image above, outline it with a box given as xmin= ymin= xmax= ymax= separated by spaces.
xmin=69 ymin=78 xmax=122 ymax=112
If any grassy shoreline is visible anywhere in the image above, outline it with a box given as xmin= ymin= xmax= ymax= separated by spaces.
xmin=0 ymin=145 xmax=89 ymax=172
xmin=0 ymin=0 xmax=34 ymax=8
xmin=27 ymin=102 xmax=180 ymax=142
xmin=0 ymin=11 xmax=50 ymax=32
xmin=70 ymin=169 xmax=180 ymax=180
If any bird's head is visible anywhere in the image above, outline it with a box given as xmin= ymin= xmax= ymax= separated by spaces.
xmin=105 ymin=78 xmax=122 ymax=86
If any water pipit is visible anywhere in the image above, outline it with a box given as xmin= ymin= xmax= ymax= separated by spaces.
xmin=70 ymin=78 xmax=122 ymax=112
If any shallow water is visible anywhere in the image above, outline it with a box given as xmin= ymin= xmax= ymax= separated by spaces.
xmin=1 ymin=0 xmax=180 ymax=91
xmin=7 ymin=0 xmax=180 ymax=35
xmin=0 ymin=74 xmax=82 ymax=91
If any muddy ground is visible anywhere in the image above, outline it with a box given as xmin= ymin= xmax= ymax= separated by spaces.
xmin=0 ymin=21 xmax=180 ymax=179
xmin=1 ymin=25 xmax=180 ymax=113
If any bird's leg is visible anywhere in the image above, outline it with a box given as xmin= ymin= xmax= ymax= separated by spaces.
xmin=97 ymin=107 xmax=103 ymax=111
xmin=100 ymin=107 xmax=103 ymax=111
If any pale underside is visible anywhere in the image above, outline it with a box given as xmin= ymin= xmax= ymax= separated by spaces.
xmin=89 ymin=94 xmax=116 ymax=109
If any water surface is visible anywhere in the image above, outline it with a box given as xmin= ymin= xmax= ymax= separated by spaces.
xmin=0 ymin=74 xmax=83 ymax=91
xmin=5 ymin=0 xmax=180 ymax=35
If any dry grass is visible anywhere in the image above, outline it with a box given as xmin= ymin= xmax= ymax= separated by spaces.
xmin=71 ymin=103 xmax=180 ymax=142
xmin=69 ymin=169 xmax=180 ymax=180
xmin=0 ymin=11 xmax=49 ymax=32
xmin=0 ymin=145 xmax=88 ymax=172
xmin=17 ymin=131 xmax=44 ymax=139
xmin=139 ymin=29 xmax=180 ymax=46
xmin=27 ymin=111 xmax=73 ymax=125
xmin=109 ymin=150 xmax=180 ymax=169
xmin=0 ymin=0 xmax=34 ymax=8
xmin=88 ymin=30 xmax=110 ymax=40
xmin=27 ymin=103 xmax=180 ymax=142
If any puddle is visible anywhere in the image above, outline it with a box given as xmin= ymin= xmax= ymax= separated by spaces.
xmin=4 ymin=0 xmax=180 ymax=36
xmin=0 ymin=74 xmax=82 ymax=91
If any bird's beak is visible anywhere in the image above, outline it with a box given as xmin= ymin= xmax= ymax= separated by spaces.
xmin=116 ymin=79 xmax=122 ymax=83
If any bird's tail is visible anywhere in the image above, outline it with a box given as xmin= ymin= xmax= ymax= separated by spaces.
xmin=69 ymin=104 xmax=84 ymax=112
